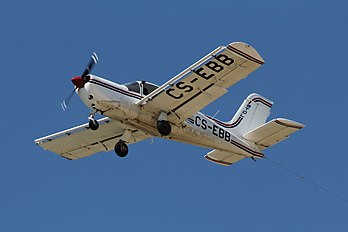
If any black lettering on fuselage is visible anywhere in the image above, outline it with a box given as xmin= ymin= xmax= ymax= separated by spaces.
xmin=193 ymin=116 xmax=234 ymax=143
xmin=225 ymin=131 xmax=231 ymax=142
xmin=201 ymin=118 xmax=207 ymax=130
xmin=195 ymin=116 xmax=208 ymax=130
xmin=212 ymin=125 xmax=218 ymax=136
xmin=218 ymin=128 xmax=225 ymax=139
xmin=195 ymin=116 xmax=201 ymax=127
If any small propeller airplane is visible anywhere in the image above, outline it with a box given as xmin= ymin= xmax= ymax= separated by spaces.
xmin=35 ymin=42 xmax=304 ymax=166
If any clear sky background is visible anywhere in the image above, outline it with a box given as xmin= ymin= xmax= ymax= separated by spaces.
xmin=1 ymin=0 xmax=348 ymax=231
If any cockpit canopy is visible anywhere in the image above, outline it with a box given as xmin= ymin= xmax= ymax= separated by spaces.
xmin=124 ymin=81 xmax=159 ymax=96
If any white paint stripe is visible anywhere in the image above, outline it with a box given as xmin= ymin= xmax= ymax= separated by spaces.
xmin=92 ymin=52 xmax=99 ymax=63
xmin=61 ymin=101 xmax=67 ymax=111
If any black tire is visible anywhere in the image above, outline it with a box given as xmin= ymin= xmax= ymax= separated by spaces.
xmin=157 ymin=120 xmax=171 ymax=136
xmin=114 ymin=141 xmax=128 ymax=157
xmin=89 ymin=119 xmax=99 ymax=130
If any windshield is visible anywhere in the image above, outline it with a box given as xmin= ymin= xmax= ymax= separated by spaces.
xmin=142 ymin=82 xmax=159 ymax=95
xmin=124 ymin=82 xmax=140 ymax=94
xmin=124 ymin=81 xmax=159 ymax=95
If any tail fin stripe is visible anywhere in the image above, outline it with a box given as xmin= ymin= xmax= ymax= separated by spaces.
xmin=204 ymin=97 xmax=272 ymax=128
xmin=206 ymin=114 xmax=243 ymax=128
xmin=252 ymin=98 xmax=273 ymax=108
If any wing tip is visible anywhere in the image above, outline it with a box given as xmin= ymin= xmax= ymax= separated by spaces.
xmin=204 ymin=155 xmax=232 ymax=166
xmin=228 ymin=42 xmax=265 ymax=65
xmin=275 ymin=118 xmax=305 ymax=129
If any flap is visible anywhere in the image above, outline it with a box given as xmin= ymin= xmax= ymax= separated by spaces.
xmin=242 ymin=118 xmax=305 ymax=150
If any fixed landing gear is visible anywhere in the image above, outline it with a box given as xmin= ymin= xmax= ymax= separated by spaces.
xmin=114 ymin=140 xmax=128 ymax=157
xmin=157 ymin=112 xmax=172 ymax=136
xmin=88 ymin=112 xmax=99 ymax=130
xmin=89 ymin=119 xmax=99 ymax=130
xmin=157 ymin=120 xmax=171 ymax=136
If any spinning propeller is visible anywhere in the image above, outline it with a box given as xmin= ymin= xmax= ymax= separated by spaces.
xmin=61 ymin=52 xmax=99 ymax=111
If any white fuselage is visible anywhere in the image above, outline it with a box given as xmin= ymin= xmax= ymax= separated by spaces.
xmin=77 ymin=75 xmax=263 ymax=159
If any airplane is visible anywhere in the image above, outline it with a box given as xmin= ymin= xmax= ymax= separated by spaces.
xmin=34 ymin=42 xmax=304 ymax=166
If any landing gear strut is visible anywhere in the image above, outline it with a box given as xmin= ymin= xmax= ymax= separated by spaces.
xmin=114 ymin=140 xmax=128 ymax=157
xmin=88 ymin=112 xmax=99 ymax=130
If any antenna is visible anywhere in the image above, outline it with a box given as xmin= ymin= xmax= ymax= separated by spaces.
xmin=212 ymin=109 xmax=220 ymax=118
xmin=264 ymin=155 xmax=348 ymax=204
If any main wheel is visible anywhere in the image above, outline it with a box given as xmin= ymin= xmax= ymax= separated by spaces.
xmin=157 ymin=120 xmax=171 ymax=136
xmin=114 ymin=141 xmax=128 ymax=157
xmin=89 ymin=119 xmax=99 ymax=130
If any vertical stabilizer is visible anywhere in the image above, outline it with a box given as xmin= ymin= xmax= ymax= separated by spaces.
xmin=228 ymin=93 xmax=273 ymax=136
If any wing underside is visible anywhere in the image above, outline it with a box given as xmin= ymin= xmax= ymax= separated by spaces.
xmin=35 ymin=118 xmax=150 ymax=160
xmin=137 ymin=42 xmax=264 ymax=124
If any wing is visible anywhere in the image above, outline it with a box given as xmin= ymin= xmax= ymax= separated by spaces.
xmin=35 ymin=117 xmax=151 ymax=160
xmin=204 ymin=149 xmax=245 ymax=166
xmin=137 ymin=42 xmax=264 ymax=124
xmin=242 ymin=118 xmax=305 ymax=150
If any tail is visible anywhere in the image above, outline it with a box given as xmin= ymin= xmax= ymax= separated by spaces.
xmin=226 ymin=93 xmax=304 ymax=150
xmin=204 ymin=93 xmax=304 ymax=166
xmin=225 ymin=93 xmax=273 ymax=136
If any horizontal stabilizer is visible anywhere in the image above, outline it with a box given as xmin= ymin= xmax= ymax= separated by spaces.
xmin=204 ymin=149 xmax=245 ymax=166
xmin=242 ymin=118 xmax=305 ymax=150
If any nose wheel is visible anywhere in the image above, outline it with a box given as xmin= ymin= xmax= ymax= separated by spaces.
xmin=88 ymin=112 xmax=99 ymax=130
xmin=89 ymin=119 xmax=99 ymax=130
xmin=114 ymin=140 xmax=128 ymax=157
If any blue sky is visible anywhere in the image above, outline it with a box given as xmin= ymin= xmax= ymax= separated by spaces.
xmin=1 ymin=0 xmax=348 ymax=231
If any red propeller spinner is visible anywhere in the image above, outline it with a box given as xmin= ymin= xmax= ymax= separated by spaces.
xmin=71 ymin=76 xmax=86 ymax=88
xmin=61 ymin=52 xmax=98 ymax=111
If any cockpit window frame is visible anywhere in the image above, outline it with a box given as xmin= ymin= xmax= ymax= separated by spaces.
xmin=124 ymin=81 xmax=159 ymax=96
